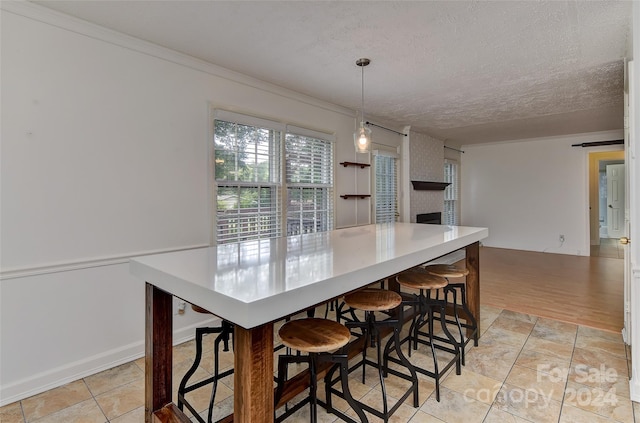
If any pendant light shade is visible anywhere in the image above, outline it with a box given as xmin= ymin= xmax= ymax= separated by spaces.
xmin=355 ymin=122 xmax=371 ymax=153
xmin=354 ymin=58 xmax=371 ymax=153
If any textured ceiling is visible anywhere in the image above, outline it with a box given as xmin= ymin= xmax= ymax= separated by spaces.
xmin=31 ymin=0 xmax=631 ymax=146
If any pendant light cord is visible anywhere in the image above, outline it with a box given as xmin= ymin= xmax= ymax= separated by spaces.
xmin=356 ymin=58 xmax=370 ymax=124
xmin=361 ymin=62 xmax=365 ymax=123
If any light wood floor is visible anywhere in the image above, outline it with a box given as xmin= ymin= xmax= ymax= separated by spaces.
xmin=480 ymin=246 xmax=624 ymax=333
xmin=591 ymin=237 xmax=625 ymax=258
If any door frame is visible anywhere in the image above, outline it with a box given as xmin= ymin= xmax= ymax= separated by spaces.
xmin=606 ymin=163 xmax=626 ymax=239
xmin=588 ymin=150 xmax=625 ymax=247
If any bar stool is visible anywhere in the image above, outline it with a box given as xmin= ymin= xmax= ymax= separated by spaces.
xmin=386 ymin=268 xmax=461 ymax=401
xmin=275 ymin=318 xmax=368 ymax=423
xmin=333 ymin=281 xmax=386 ymax=324
xmin=424 ymin=264 xmax=478 ymax=365
xmin=177 ymin=305 xmax=234 ymax=423
xmin=326 ymin=288 xmax=418 ymax=421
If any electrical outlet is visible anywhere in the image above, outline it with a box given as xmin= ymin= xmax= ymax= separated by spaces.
xmin=559 ymin=234 xmax=565 ymax=243
xmin=174 ymin=300 xmax=187 ymax=315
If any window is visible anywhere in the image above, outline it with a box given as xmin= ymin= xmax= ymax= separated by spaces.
xmin=213 ymin=111 xmax=334 ymax=243
xmin=373 ymin=150 xmax=398 ymax=223
xmin=214 ymin=112 xmax=283 ymax=244
xmin=285 ymin=128 xmax=334 ymax=235
xmin=443 ymin=159 xmax=460 ymax=225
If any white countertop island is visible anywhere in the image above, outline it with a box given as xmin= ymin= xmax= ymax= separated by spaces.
xmin=132 ymin=222 xmax=488 ymax=422
xmin=131 ymin=222 xmax=488 ymax=328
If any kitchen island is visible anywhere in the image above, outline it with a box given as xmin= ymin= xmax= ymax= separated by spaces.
xmin=130 ymin=222 xmax=488 ymax=423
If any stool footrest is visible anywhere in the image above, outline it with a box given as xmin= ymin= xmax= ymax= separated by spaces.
xmin=325 ymin=357 xmax=415 ymax=419
xmin=317 ymin=399 xmax=367 ymax=423
xmin=386 ymin=338 xmax=459 ymax=382
xmin=274 ymin=394 xmax=311 ymax=423
xmin=414 ymin=331 xmax=460 ymax=356
xmin=177 ymin=322 xmax=234 ymax=423
xmin=325 ymin=384 xmax=411 ymax=420
xmin=178 ymin=368 xmax=234 ymax=396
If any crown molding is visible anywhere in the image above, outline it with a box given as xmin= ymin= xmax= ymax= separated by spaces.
xmin=1 ymin=1 xmax=354 ymax=118
xmin=461 ymin=129 xmax=625 ymax=149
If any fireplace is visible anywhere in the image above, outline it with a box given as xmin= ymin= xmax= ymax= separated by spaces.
xmin=416 ymin=212 xmax=442 ymax=225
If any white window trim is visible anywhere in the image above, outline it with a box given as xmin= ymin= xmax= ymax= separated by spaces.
xmin=286 ymin=124 xmax=336 ymax=142
xmin=372 ymin=149 xmax=399 ymax=158
xmin=215 ymin=109 xmax=285 ymax=132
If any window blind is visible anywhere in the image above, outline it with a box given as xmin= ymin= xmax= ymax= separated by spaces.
xmin=214 ymin=116 xmax=283 ymax=243
xmin=285 ymin=133 xmax=334 ymax=235
xmin=444 ymin=159 xmax=460 ymax=225
xmin=374 ymin=151 xmax=398 ymax=223
xmin=213 ymin=111 xmax=335 ymax=243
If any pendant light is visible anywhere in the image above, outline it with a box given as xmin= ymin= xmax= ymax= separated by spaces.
xmin=354 ymin=58 xmax=371 ymax=153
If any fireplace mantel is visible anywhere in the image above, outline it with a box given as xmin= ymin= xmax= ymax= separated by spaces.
xmin=411 ymin=181 xmax=450 ymax=190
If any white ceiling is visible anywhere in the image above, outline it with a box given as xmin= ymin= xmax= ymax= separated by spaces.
xmin=32 ymin=0 xmax=632 ymax=146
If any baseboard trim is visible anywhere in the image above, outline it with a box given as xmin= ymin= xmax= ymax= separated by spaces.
xmin=0 ymin=316 xmax=218 ymax=406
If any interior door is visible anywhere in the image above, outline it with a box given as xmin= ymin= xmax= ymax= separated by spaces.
xmin=607 ymin=163 xmax=626 ymax=238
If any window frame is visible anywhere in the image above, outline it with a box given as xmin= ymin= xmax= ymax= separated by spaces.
xmin=210 ymin=110 xmax=335 ymax=244
xmin=285 ymin=125 xmax=335 ymax=236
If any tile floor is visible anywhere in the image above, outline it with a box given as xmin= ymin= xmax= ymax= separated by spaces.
xmin=1 ymin=305 xmax=637 ymax=423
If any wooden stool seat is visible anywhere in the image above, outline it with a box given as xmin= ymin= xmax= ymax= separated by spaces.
xmin=344 ymin=289 xmax=402 ymax=311
xmin=396 ymin=269 xmax=448 ymax=290
xmin=424 ymin=264 xmax=469 ymax=279
xmin=191 ymin=304 xmax=210 ymax=314
xmin=279 ymin=318 xmax=351 ymax=353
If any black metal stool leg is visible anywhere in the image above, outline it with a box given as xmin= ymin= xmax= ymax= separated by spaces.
xmin=361 ymin=323 xmax=368 ymax=384
xmin=178 ymin=327 xmax=206 ymax=412
xmin=309 ymin=354 xmax=318 ymax=423
xmin=324 ymin=350 xmax=369 ymax=423
xmin=446 ymin=286 xmax=466 ymax=365
xmin=427 ymin=305 xmax=441 ymax=402
xmin=274 ymin=354 xmax=312 ymax=423
xmin=337 ymin=353 xmax=369 ymax=423
xmin=438 ymin=302 xmax=462 ymax=375
xmin=178 ymin=322 xmax=236 ymax=423
xmin=387 ymin=307 xmax=419 ymax=407
xmin=457 ymin=283 xmax=479 ymax=346
xmin=332 ymin=302 xmax=418 ymax=421
xmin=323 ymin=363 xmax=338 ymax=414
xmin=207 ymin=324 xmax=233 ymax=423
xmin=374 ymin=326 xmax=390 ymax=420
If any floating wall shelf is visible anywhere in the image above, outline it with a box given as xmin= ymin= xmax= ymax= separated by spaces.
xmin=340 ymin=194 xmax=371 ymax=199
xmin=339 ymin=161 xmax=370 ymax=168
xmin=411 ymin=181 xmax=450 ymax=191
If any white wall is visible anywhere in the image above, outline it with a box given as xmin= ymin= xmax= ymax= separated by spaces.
xmin=461 ymin=130 xmax=623 ymax=255
xmin=0 ymin=2 xmax=371 ymax=404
